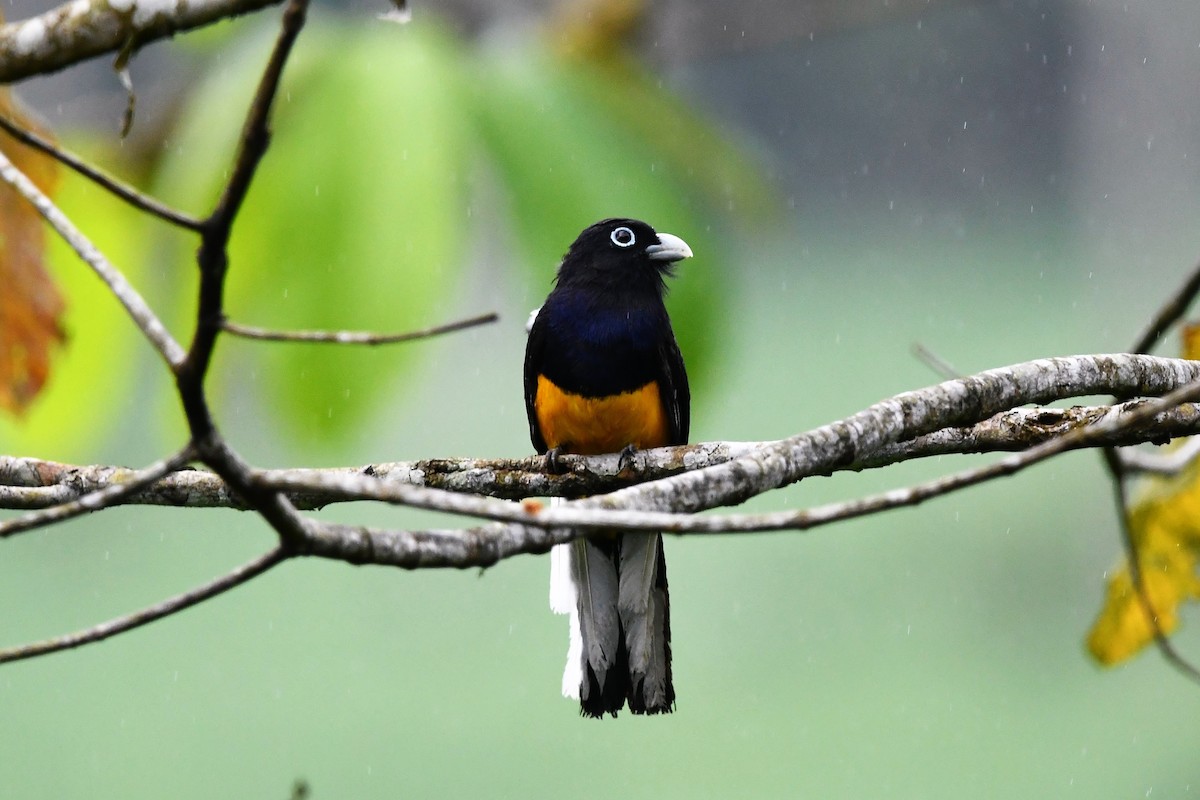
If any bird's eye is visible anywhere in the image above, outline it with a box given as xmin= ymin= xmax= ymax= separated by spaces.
xmin=610 ymin=226 xmax=636 ymax=248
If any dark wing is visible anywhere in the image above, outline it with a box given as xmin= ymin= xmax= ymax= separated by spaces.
xmin=523 ymin=306 xmax=549 ymax=453
xmin=656 ymin=329 xmax=690 ymax=445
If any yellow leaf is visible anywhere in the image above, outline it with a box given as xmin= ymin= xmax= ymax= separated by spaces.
xmin=1086 ymin=552 xmax=1198 ymax=665
xmin=0 ymin=89 xmax=64 ymax=416
xmin=1086 ymin=373 xmax=1200 ymax=664
xmin=1182 ymin=323 xmax=1200 ymax=361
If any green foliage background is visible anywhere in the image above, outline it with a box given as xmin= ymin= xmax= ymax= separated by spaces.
xmin=2 ymin=5 xmax=1199 ymax=799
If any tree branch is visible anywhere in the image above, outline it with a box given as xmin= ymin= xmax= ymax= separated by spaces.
xmin=289 ymin=354 xmax=1200 ymax=567
xmin=0 ymin=114 xmax=204 ymax=230
xmin=286 ymin=370 xmax=1200 ymax=563
xmin=220 ymin=312 xmax=501 ymax=345
xmin=0 ymin=545 xmax=288 ymax=664
xmin=178 ymin=0 xmax=307 ymax=443
xmin=1117 ymin=437 xmax=1200 ymax=475
xmin=5 ymin=396 xmax=1199 ymax=512
xmin=169 ymin=0 xmax=314 ymax=556
xmin=862 ymin=399 xmax=1200 ymax=467
xmin=0 ymin=446 xmax=193 ymax=537
xmin=0 ymin=144 xmax=187 ymax=368
xmin=1131 ymin=256 xmax=1200 ymax=354
xmin=4 ymin=0 xmax=1197 ymax=680
xmin=5 ymin=355 xmax=1200 ymax=569
xmin=0 ymin=0 xmax=284 ymax=83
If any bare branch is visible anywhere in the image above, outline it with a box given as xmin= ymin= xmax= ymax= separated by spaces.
xmin=0 ymin=0 xmax=284 ymax=83
xmin=862 ymin=400 xmax=1200 ymax=467
xmin=5 ymin=362 xmax=1200 ymax=514
xmin=164 ymin=0 xmax=326 ymax=558
xmin=300 ymin=519 xmax=553 ymax=569
xmin=523 ymin=354 xmax=1200 ymax=530
xmin=696 ymin=376 xmax=1200 ymax=535
xmin=203 ymin=0 xmax=306 ymax=235
xmin=221 ymin=311 xmax=500 ymax=345
xmin=1117 ymin=437 xmax=1200 ymax=475
xmin=1131 ymin=256 xmax=1200 ymax=354
xmin=178 ymin=0 xmax=309 ymax=443
xmin=0 ymin=114 xmax=204 ymax=230
xmin=298 ymin=372 xmax=1200 ymax=543
xmin=0 ymin=144 xmax=187 ymax=368
xmin=0 ymin=441 xmax=759 ymax=508
xmin=0 ymin=447 xmax=193 ymax=537
xmin=0 ymin=546 xmax=288 ymax=665
xmin=83 ymin=354 xmax=1200 ymax=571
xmin=289 ymin=365 xmax=1200 ymax=570
xmin=910 ymin=341 xmax=962 ymax=379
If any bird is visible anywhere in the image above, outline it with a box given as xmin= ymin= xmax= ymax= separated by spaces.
xmin=523 ymin=217 xmax=692 ymax=717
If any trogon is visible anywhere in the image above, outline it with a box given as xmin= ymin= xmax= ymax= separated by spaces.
xmin=523 ymin=218 xmax=692 ymax=717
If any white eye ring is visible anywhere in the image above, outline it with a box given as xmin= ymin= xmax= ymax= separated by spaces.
xmin=610 ymin=226 xmax=636 ymax=248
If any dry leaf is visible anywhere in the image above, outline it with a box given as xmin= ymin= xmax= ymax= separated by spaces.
xmin=1086 ymin=325 xmax=1200 ymax=664
xmin=0 ymin=88 xmax=65 ymax=415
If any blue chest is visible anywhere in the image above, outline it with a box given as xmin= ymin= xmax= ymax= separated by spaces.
xmin=537 ymin=289 xmax=667 ymax=397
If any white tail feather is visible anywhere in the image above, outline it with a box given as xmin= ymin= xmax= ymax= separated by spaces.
xmin=549 ymin=542 xmax=576 ymax=615
xmin=548 ymin=498 xmax=584 ymax=698
xmin=561 ymin=605 xmax=582 ymax=699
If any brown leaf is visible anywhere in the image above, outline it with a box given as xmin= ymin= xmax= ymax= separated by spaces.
xmin=0 ymin=89 xmax=65 ymax=416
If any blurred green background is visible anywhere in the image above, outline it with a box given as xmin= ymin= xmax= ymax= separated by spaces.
xmin=3 ymin=0 xmax=1200 ymax=797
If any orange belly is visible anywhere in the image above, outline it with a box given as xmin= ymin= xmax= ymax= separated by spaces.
xmin=535 ymin=375 xmax=668 ymax=455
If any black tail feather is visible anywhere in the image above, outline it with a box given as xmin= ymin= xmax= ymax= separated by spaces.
xmin=574 ymin=533 xmax=674 ymax=717
xmin=625 ymin=535 xmax=674 ymax=715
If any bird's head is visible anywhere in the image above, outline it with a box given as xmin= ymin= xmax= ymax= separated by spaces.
xmin=555 ymin=218 xmax=693 ymax=294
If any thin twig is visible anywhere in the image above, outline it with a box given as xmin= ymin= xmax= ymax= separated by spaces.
xmin=179 ymin=0 xmax=310 ymax=441
xmin=1117 ymin=436 xmax=1200 ymax=475
xmin=0 ymin=546 xmax=288 ymax=665
xmin=0 ymin=447 xmax=193 ymax=538
xmin=911 ymin=341 xmax=963 ymax=379
xmin=204 ymin=0 xmax=307 ymax=236
xmin=221 ymin=311 xmax=499 ymax=345
xmin=0 ymin=146 xmax=187 ymax=369
xmin=0 ymin=114 xmax=204 ymax=231
xmin=1131 ymin=256 xmax=1200 ymax=354
xmin=173 ymin=0 xmax=318 ymax=556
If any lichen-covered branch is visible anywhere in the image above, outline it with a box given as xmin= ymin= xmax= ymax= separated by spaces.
xmin=0 ymin=446 xmax=193 ymax=537
xmin=288 ymin=353 xmax=1200 ymax=568
xmin=0 ymin=0 xmax=284 ymax=83
xmin=3 ymin=379 xmax=1198 ymax=517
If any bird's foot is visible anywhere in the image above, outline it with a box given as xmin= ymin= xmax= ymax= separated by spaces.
xmin=617 ymin=444 xmax=640 ymax=475
xmin=544 ymin=447 xmax=566 ymax=475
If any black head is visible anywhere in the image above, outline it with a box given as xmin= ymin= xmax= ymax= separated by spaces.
xmin=555 ymin=218 xmax=693 ymax=295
